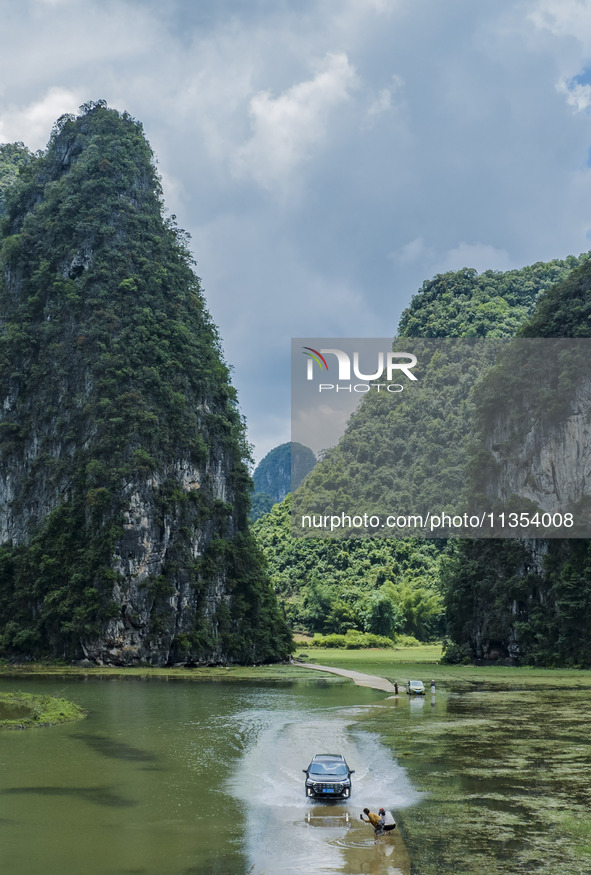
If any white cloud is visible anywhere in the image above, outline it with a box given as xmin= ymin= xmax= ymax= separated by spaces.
xmin=0 ymin=87 xmax=82 ymax=148
xmin=528 ymin=1 xmax=591 ymax=110
xmin=389 ymin=237 xmax=426 ymax=264
xmin=529 ymin=0 xmax=591 ymax=41
xmin=434 ymin=242 xmax=516 ymax=275
xmin=233 ymin=52 xmax=358 ymax=193
xmin=558 ymin=78 xmax=591 ymax=111
xmin=348 ymin=0 xmax=399 ymax=15
xmin=367 ymin=87 xmax=393 ymax=119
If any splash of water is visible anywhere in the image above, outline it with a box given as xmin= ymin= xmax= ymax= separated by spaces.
xmin=228 ymin=701 xmax=419 ymax=873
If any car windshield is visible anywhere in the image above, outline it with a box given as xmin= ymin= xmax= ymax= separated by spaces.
xmin=309 ymin=762 xmax=348 ymax=776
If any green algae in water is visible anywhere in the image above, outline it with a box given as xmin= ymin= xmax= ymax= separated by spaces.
xmin=0 ymin=691 xmax=86 ymax=728
xmin=360 ymin=687 xmax=591 ymax=874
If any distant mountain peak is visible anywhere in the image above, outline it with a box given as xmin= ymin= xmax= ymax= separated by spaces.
xmin=252 ymin=441 xmax=316 ymax=516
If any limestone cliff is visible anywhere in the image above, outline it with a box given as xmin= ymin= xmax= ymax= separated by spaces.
xmin=444 ymin=259 xmax=591 ymax=667
xmin=0 ymin=102 xmax=290 ymax=665
xmin=473 ymin=340 xmax=591 ymax=535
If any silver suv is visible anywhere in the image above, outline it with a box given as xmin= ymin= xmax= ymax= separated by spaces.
xmin=303 ymin=754 xmax=354 ymax=799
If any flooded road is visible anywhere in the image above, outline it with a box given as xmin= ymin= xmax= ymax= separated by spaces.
xmin=0 ymin=676 xmax=416 ymax=874
xmin=229 ymin=699 xmax=417 ymax=873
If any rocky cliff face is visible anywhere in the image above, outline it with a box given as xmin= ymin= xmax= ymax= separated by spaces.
xmin=486 ymin=389 xmax=591 ymax=513
xmin=253 ymin=441 xmax=317 ymax=503
xmin=473 ymin=340 xmax=591 ymax=536
xmin=443 ymin=263 xmax=591 ymax=668
xmin=0 ymin=102 xmax=290 ymax=665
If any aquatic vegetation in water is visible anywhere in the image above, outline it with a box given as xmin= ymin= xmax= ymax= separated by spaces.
xmin=0 ymin=691 xmax=85 ymax=728
xmin=361 ymin=686 xmax=591 ymax=874
xmin=2 ymin=785 xmax=136 ymax=808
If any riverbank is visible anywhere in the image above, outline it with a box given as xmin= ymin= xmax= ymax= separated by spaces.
xmin=300 ymin=646 xmax=591 ymax=690
xmin=0 ymin=661 xmax=326 ymax=681
xmin=2 ymin=643 xmax=591 ymax=689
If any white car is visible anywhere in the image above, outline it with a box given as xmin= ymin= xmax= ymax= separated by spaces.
xmin=406 ymin=680 xmax=425 ymax=695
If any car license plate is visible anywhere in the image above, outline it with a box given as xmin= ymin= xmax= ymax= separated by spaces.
xmin=322 ymin=788 xmax=334 ymax=793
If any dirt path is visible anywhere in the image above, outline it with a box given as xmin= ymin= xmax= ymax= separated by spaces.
xmin=297 ymin=662 xmax=397 ymax=693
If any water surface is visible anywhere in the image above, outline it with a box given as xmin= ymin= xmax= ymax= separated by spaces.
xmin=0 ymin=676 xmax=413 ymax=874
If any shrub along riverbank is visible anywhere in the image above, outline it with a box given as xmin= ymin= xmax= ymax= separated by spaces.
xmin=5 ymin=642 xmax=591 ymax=688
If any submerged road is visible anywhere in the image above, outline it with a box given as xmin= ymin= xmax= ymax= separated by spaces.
xmin=297 ymin=662 xmax=397 ymax=693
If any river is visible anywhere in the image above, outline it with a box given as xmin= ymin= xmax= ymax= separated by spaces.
xmin=0 ymin=676 xmax=417 ymax=874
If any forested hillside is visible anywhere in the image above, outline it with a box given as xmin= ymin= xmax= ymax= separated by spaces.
xmin=256 ymin=258 xmax=588 ymax=644
xmin=443 ymin=258 xmax=591 ymax=666
xmin=0 ymin=102 xmax=290 ymax=665
xmin=293 ymin=262 xmax=586 ymax=527
xmin=0 ymin=142 xmax=33 ymax=214
xmin=254 ymin=496 xmax=444 ymax=639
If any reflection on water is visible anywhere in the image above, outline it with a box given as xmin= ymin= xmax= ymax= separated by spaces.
xmin=72 ymin=732 xmax=159 ymax=763
xmin=0 ymin=703 xmax=34 ymax=720
xmin=408 ymin=697 xmax=425 ymax=715
xmin=2 ymin=785 xmax=137 ymax=807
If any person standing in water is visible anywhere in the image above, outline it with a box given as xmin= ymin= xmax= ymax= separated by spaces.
xmin=360 ymin=808 xmax=384 ymax=842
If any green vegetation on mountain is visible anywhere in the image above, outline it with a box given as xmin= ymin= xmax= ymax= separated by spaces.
xmin=398 ymin=260 xmax=585 ymax=338
xmin=0 ymin=101 xmax=290 ymax=665
xmin=250 ymin=492 xmax=276 ymax=521
xmin=519 ymin=257 xmax=591 ymax=338
xmin=443 ymin=258 xmax=591 ymax=666
xmin=292 ymin=337 xmax=498 ymax=528
xmin=256 ymin=257 xmax=590 ymax=658
xmin=254 ymin=496 xmax=444 ymax=640
xmin=0 ymin=142 xmax=34 ymax=215
xmin=293 ymin=261 xmax=586 ymax=529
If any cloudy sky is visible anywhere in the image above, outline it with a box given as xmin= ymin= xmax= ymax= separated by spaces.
xmin=2 ymin=0 xmax=591 ymax=462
